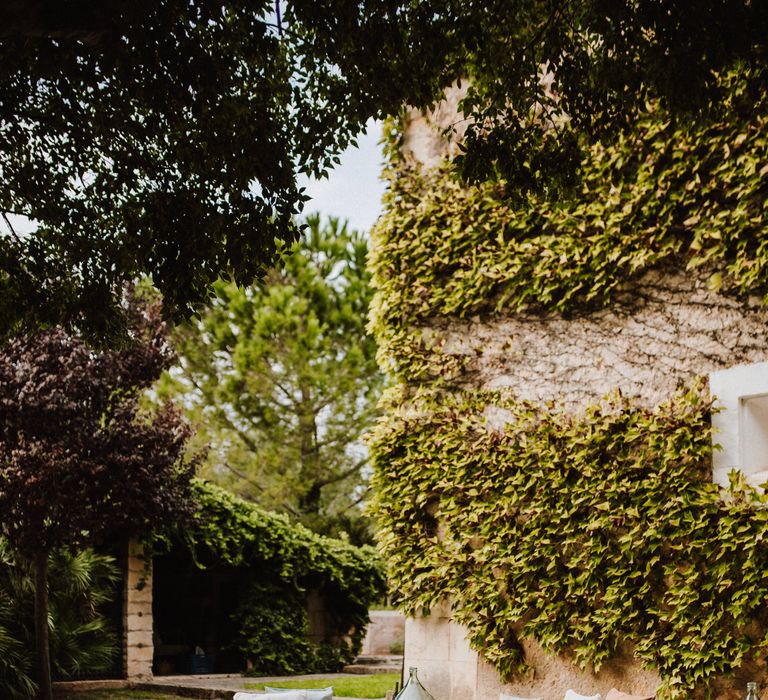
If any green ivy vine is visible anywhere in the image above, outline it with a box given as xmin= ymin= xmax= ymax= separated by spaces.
xmin=369 ymin=382 xmax=768 ymax=698
xmin=369 ymin=70 xmax=768 ymax=381
xmin=181 ymin=481 xmax=384 ymax=600
xmin=368 ymin=68 xmax=768 ymax=697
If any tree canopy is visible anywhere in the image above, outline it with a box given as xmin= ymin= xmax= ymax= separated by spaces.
xmin=1 ymin=0 xmax=765 ymax=338
xmin=159 ymin=216 xmax=384 ymax=542
xmin=0 ymin=296 xmax=196 ymax=699
xmin=0 ymin=0 xmax=446 ymax=340
xmin=0 ymin=301 xmax=196 ymax=555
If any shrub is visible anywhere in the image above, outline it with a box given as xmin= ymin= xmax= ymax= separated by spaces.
xmin=230 ymin=579 xmax=313 ymax=675
xmin=0 ymin=541 xmax=119 ymax=698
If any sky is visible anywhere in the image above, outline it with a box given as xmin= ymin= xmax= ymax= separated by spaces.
xmin=0 ymin=120 xmax=388 ymax=241
xmin=297 ymin=119 xmax=387 ymax=234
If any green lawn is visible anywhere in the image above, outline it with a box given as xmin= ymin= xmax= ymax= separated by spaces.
xmin=54 ymin=673 xmax=401 ymax=700
xmin=247 ymin=673 xmax=400 ymax=698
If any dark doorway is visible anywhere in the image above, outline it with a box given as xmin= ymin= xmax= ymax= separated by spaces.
xmin=152 ymin=548 xmax=244 ymax=674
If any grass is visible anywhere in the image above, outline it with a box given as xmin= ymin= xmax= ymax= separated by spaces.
xmin=54 ymin=672 xmax=402 ymax=700
xmin=246 ymin=673 xmax=400 ymax=698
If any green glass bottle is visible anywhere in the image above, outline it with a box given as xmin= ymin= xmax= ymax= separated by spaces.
xmin=395 ymin=667 xmax=435 ymax=700
xmin=746 ymin=682 xmax=760 ymax=700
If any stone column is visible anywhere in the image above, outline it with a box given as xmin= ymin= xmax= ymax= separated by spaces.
xmin=123 ymin=538 xmax=153 ymax=680
xmin=403 ymin=600 xmax=478 ymax=700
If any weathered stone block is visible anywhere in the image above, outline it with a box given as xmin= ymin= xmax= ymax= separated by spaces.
xmin=125 ymin=613 xmax=152 ymax=632
xmin=361 ymin=610 xmax=406 ymax=655
xmin=126 ymin=630 xmax=153 ymax=649
xmin=126 ymin=599 xmax=152 ymax=616
xmin=127 ymin=583 xmax=153 ymax=605
xmin=126 ymin=567 xmax=151 ymax=589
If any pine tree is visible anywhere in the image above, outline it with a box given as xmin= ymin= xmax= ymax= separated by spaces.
xmin=160 ymin=216 xmax=385 ymax=542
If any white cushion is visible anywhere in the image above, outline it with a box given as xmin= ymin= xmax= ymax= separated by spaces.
xmin=564 ymin=691 xmax=601 ymax=700
xmin=500 ymin=693 xmax=544 ymax=700
xmin=266 ymin=687 xmax=332 ymax=700
xmin=234 ymin=693 xmax=307 ymax=700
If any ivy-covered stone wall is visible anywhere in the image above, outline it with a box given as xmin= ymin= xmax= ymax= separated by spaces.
xmin=152 ymin=481 xmax=385 ymax=675
xmin=369 ymin=70 xmax=768 ymax=700
xmin=390 ymin=266 xmax=768 ymax=411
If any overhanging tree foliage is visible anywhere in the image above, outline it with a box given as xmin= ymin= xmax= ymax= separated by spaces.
xmin=1 ymin=0 xmax=765 ymax=338
xmin=0 ymin=299 xmax=197 ymax=700
xmin=159 ymin=216 xmax=384 ymax=542
xmin=0 ymin=0 xmax=447 ymax=340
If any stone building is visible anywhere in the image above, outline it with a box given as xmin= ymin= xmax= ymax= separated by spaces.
xmin=113 ymin=482 xmax=384 ymax=683
xmin=369 ymin=78 xmax=768 ymax=700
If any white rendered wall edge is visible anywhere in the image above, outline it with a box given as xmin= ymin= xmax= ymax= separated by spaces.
xmin=710 ymin=360 xmax=768 ymax=487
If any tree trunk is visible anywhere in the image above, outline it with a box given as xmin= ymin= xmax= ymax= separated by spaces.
xmin=298 ymin=382 xmax=322 ymax=517
xmin=33 ymin=550 xmax=53 ymax=700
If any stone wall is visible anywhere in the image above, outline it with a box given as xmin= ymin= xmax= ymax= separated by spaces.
xmin=395 ymin=94 xmax=768 ymax=700
xmin=419 ymin=266 xmax=768 ymax=412
xmin=404 ymin=602 xmax=478 ymax=700
xmin=361 ymin=610 xmax=405 ymax=656
xmin=407 ymin=609 xmax=661 ymax=700
xmin=401 ymin=82 xmax=468 ymax=169
xmin=400 ymin=86 xmax=768 ymax=412
xmin=401 ymin=268 xmax=768 ymax=699
xmin=408 ymin=613 xmax=764 ymax=700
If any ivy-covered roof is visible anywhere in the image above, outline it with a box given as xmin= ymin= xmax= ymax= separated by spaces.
xmin=161 ymin=480 xmax=385 ymax=607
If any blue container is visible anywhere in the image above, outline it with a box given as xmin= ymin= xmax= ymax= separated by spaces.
xmin=190 ymin=652 xmax=211 ymax=674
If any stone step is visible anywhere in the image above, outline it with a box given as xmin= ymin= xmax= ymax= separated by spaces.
xmin=353 ymin=655 xmax=403 ymax=666
xmin=342 ymin=663 xmax=403 ymax=675
xmin=343 ymin=656 xmax=402 ymax=675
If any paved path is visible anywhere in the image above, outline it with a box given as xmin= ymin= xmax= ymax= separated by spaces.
xmin=141 ymin=673 xmax=379 ymax=700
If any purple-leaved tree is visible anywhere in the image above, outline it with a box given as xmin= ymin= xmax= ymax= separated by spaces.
xmin=0 ymin=300 xmax=197 ymax=700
